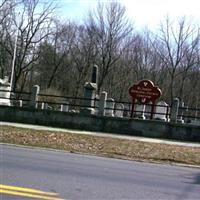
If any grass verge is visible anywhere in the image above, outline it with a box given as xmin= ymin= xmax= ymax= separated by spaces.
xmin=1 ymin=125 xmax=200 ymax=166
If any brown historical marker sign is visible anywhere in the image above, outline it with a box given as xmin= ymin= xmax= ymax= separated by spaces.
xmin=129 ymin=80 xmax=161 ymax=104
xmin=129 ymin=80 xmax=162 ymax=118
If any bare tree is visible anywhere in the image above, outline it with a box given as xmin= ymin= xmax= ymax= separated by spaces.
xmin=68 ymin=24 xmax=98 ymax=97
xmin=0 ymin=0 xmax=55 ymax=91
xmin=154 ymin=17 xmax=199 ymax=102
xmin=178 ymin=31 xmax=200 ymax=101
xmin=45 ymin=20 xmax=77 ymax=89
xmin=86 ymin=2 xmax=133 ymax=93
xmin=0 ymin=0 xmax=16 ymax=78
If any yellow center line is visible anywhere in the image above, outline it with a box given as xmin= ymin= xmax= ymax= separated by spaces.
xmin=0 ymin=184 xmax=57 ymax=195
xmin=0 ymin=189 xmax=65 ymax=200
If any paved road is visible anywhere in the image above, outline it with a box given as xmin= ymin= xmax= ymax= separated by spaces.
xmin=1 ymin=144 xmax=200 ymax=200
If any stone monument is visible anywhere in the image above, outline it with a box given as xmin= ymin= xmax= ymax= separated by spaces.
xmin=154 ymin=101 xmax=169 ymax=121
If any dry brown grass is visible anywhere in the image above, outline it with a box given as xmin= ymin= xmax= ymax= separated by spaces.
xmin=1 ymin=125 xmax=200 ymax=166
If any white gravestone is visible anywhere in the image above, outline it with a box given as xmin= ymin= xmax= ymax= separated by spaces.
xmin=105 ymin=98 xmax=115 ymax=117
xmin=154 ymin=101 xmax=169 ymax=121
xmin=123 ymin=104 xmax=131 ymax=117
xmin=18 ymin=100 xmax=22 ymax=107
xmin=135 ymin=104 xmax=146 ymax=119
xmin=115 ymin=103 xmax=124 ymax=118
xmin=99 ymin=91 xmax=107 ymax=116
xmin=144 ymin=102 xmax=152 ymax=119
xmin=94 ymin=96 xmax=99 ymax=115
xmin=60 ymin=103 xmax=69 ymax=112
xmin=41 ymin=102 xmax=49 ymax=110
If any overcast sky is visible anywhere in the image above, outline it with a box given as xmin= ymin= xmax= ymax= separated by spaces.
xmin=56 ymin=0 xmax=200 ymax=30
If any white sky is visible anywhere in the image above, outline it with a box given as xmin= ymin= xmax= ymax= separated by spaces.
xmin=56 ymin=0 xmax=200 ymax=30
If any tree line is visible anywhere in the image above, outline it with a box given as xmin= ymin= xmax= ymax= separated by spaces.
xmin=0 ymin=0 xmax=199 ymax=107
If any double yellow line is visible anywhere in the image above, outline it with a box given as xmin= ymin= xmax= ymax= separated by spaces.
xmin=0 ymin=184 xmax=65 ymax=200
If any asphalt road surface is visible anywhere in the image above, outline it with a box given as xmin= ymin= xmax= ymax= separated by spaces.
xmin=1 ymin=144 xmax=200 ymax=200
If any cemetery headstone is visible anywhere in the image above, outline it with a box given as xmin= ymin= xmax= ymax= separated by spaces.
xmin=99 ymin=91 xmax=107 ymax=116
xmin=105 ymin=98 xmax=115 ymax=117
xmin=145 ymin=102 xmax=152 ymax=119
xmin=81 ymin=82 xmax=97 ymax=114
xmin=170 ymin=98 xmax=179 ymax=123
xmin=91 ymin=65 xmax=98 ymax=85
xmin=94 ymin=95 xmax=99 ymax=115
xmin=115 ymin=103 xmax=124 ymax=118
xmin=177 ymin=100 xmax=184 ymax=123
xmin=60 ymin=103 xmax=69 ymax=112
xmin=30 ymin=85 xmax=40 ymax=108
xmin=154 ymin=101 xmax=169 ymax=121
xmin=135 ymin=104 xmax=146 ymax=119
